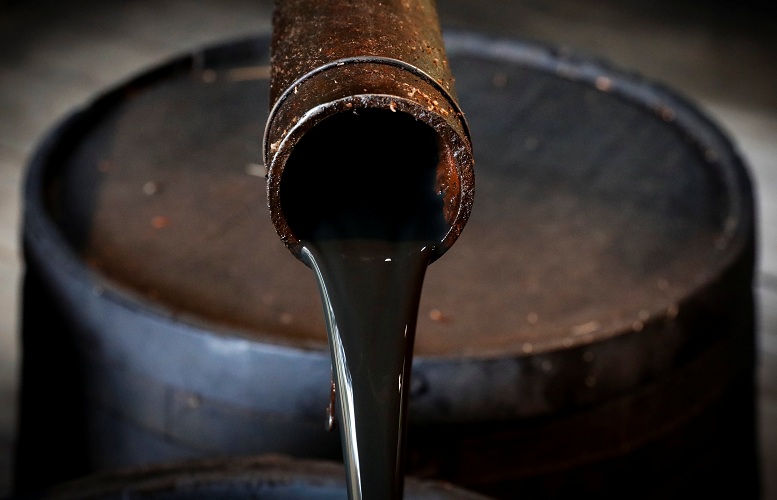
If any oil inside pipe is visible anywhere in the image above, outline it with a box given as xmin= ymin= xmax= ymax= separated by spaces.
xmin=284 ymin=109 xmax=449 ymax=499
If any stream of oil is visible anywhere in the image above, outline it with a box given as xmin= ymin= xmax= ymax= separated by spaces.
xmin=302 ymin=239 xmax=434 ymax=499
xmin=283 ymin=109 xmax=448 ymax=499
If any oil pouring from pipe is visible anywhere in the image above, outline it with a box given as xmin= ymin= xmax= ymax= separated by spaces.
xmin=263 ymin=1 xmax=474 ymax=498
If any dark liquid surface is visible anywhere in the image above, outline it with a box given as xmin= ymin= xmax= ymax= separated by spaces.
xmin=302 ymin=240 xmax=433 ymax=499
xmin=284 ymin=108 xmax=448 ymax=499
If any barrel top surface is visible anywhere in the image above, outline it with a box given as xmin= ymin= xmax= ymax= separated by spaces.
xmin=28 ymin=32 xmax=754 ymax=359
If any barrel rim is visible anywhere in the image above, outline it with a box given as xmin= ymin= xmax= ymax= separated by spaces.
xmin=37 ymin=454 xmax=493 ymax=499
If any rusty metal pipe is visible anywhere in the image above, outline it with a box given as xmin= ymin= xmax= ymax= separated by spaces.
xmin=263 ymin=0 xmax=474 ymax=261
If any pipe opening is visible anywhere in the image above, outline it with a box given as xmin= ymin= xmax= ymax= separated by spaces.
xmin=280 ymin=108 xmax=452 ymax=247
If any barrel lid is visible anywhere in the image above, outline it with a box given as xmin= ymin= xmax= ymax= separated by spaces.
xmin=26 ymin=32 xmax=754 ymax=361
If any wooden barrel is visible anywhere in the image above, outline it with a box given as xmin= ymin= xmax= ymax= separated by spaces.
xmin=15 ymin=32 xmax=759 ymax=499
xmin=20 ymin=455 xmax=490 ymax=499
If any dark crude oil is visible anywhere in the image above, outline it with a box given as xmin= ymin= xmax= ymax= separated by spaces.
xmin=282 ymin=109 xmax=449 ymax=499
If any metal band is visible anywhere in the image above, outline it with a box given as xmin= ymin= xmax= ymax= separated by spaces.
xmin=263 ymin=55 xmax=471 ymax=162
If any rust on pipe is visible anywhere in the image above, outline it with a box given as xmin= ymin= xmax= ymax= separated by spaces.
xmin=263 ymin=0 xmax=474 ymax=262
